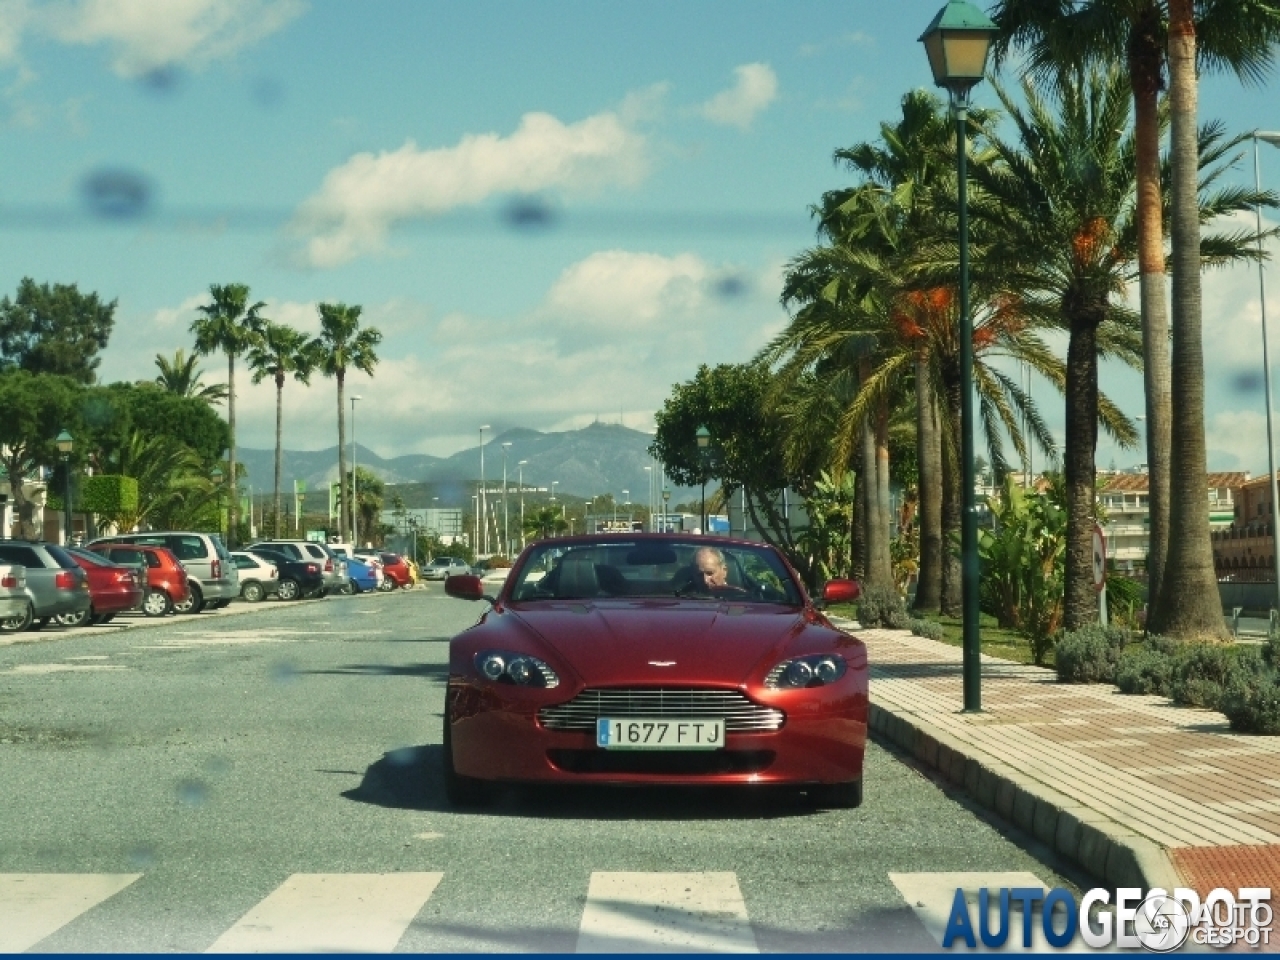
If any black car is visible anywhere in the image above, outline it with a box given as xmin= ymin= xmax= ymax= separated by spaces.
xmin=246 ymin=548 xmax=325 ymax=601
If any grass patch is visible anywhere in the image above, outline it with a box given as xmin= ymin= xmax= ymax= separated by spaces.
xmin=823 ymin=604 xmax=1045 ymax=666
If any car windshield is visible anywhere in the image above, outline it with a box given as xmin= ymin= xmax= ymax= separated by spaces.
xmin=508 ymin=538 xmax=802 ymax=605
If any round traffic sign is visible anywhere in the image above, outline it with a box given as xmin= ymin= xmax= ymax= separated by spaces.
xmin=1092 ymin=524 xmax=1107 ymax=593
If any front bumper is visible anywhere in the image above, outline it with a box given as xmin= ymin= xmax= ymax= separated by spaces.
xmin=447 ymin=679 xmax=867 ymax=786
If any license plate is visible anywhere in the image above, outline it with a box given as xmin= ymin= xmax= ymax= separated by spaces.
xmin=596 ymin=717 xmax=725 ymax=750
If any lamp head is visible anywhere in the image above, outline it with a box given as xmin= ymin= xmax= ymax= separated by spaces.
xmin=695 ymin=425 xmax=711 ymax=449
xmin=54 ymin=429 xmax=73 ymax=455
xmin=1255 ymin=130 xmax=1280 ymax=148
xmin=211 ymin=466 xmax=224 ymax=484
xmin=919 ymin=0 xmax=998 ymax=99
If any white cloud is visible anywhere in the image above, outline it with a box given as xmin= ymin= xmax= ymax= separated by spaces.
xmin=0 ymin=0 xmax=304 ymax=76
xmin=700 ymin=63 xmax=778 ymax=131
xmin=289 ymin=108 xmax=650 ymax=268
xmin=798 ymin=32 xmax=873 ymax=58
xmin=544 ymin=250 xmax=710 ymax=326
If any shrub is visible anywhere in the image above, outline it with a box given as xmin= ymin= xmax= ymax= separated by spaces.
xmin=1220 ymin=670 xmax=1280 ymax=735
xmin=1115 ymin=648 xmax=1175 ymax=695
xmin=1167 ymin=643 xmax=1261 ymax=709
xmin=910 ymin=618 xmax=945 ymax=642
xmin=1054 ymin=625 xmax=1133 ymax=683
xmin=857 ymin=585 xmax=909 ymax=629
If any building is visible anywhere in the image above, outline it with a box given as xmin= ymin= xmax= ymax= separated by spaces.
xmin=1212 ymin=472 xmax=1280 ymax=578
xmin=1100 ymin=472 xmax=1248 ymax=575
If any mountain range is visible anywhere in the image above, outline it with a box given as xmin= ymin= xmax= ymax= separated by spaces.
xmin=237 ymin=422 xmax=695 ymax=508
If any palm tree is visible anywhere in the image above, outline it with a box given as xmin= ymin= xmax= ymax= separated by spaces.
xmin=974 ymin=68 xmax=1144 ymax=630
xmin=308 ymin=303 xmax=382 ymax=543
xmin=523 ymin=506 xmax=568 ymax=541
xmin=990 ymin=0 xmax=1280 ymax=633
xmin=153 ymin=349 xmax=228 ymax=405
xmin=246 ymin=322 xmax=316 ymax=538
xmin=190 ymin=284 xmax=265 ymax=547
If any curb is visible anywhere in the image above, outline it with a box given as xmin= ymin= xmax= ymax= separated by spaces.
xmin=834 ymin=617 xmax=1185 ymax=891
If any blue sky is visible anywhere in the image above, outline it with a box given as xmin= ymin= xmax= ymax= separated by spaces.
xmin=0 ymin=0 xmax=1276 ymax=477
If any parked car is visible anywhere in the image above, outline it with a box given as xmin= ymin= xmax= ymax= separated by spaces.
xmin=439 ymin=533 xmax=866 ymax=809
xmin=245 ymin=547 xmax=325 ymax=601
xmin=376 ymin=552 xmax=411 ymax=591
xmin=0 ymin=541 xmax=91 ymax=632
xmin=248 ymin=540 xmax=348 ymax=595
xmin=89 ymin=532 xmax=237 ymax=613
xmin=424 ymin=556 xmax=470 ymax=581
xmin=0 ymin=565 xmax=29 ymax=626
xmin=89 ymin=543 xmax=190 ymax=618
xmin=58 ymin=546 xmax=144 ymax=626
xmin=341 ymin=554 xmax=379 ymax=594
xmin=230 ymin=551 xmax=280 ymax=602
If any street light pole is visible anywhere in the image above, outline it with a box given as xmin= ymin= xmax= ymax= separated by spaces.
xmin=351 ymin=395 xmax=362 ymax=546
xmin=55 ymin=429 xmax=73 ymax=545
xmin=696 ymin=425 xmax=710 ymax=534
xmin=1253 ymin=130 xmax=1280 ymax=609
xmin=517 ymin=460 xmax=528 ymax=549
xmin=479 ymin=425 xmax=490 ymax=555
xmin=921 ymin=0 xmax=997 ymax=712
xmin=502 ymin=442 xmax=511 ymax=556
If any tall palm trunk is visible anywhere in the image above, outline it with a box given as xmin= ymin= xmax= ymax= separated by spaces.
xmin=1150 ymin=0 xmax=1228 ymax=640
xmin=274 ymin=370 xmax=284 ymax=539
xmin=336 ymin=370 xmax=348 ymax=542
xmin=940 ymin=372 xmax=962 ymax=616
xmin=1063 ymin=317 xmax=1101 ymax=630
xmin=914 ymin=355 xmax=943 ymax=612
xmin=861 ymin=411 xmax=891 ymax=590
xmin=875 ymin=400 xmax=894 ymax=587
xmin=1130 ymin=2 xmax=1172 ymax=621
xmin=852 ymin=458 xmax=866 ymax=581
xmin=227 ymin=353 xmax=237 ymax=547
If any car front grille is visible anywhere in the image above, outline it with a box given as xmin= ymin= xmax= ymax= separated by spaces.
xmin=539 ymin=688 xmax=784 ymax=732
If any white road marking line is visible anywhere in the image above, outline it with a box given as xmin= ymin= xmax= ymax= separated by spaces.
xmin=890 ymin=872 xmax=1095 ymax=953
xmin=0 ymin=873 xmax=141 ymax=952
xmin=65 ymin=655 xmax=110 ymax=660
xmin=0 ymin=663 xmax=127 ymax=675
xmin=576 ymin=871 xmax=758 ymax=954
xmin=205 ymin=872 xmax=443 ymax=953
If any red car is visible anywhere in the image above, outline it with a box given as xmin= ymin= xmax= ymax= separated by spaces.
xmin=90 ymin=544 xmax=190 ymax=618
xmin=441 ymin=533 xmax=865 ymax=808
xmin=54 ymin=546 xmax=143 ymax=626
xmin=377 ymin=552 xmax=411 ymax=590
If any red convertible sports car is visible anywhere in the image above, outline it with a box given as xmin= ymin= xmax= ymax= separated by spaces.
xmin=442 ymin=533 xmax=866 ymax=808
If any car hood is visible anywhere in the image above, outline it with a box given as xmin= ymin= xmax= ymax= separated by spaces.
xmin=506 ymin=600 xmax=812 ymax=686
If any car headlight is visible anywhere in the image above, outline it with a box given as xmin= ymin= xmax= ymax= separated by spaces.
xmin=764 ymin=654 xmax=846 ymax=689
xmin=473 ymin=650 xmax=560 ymax=688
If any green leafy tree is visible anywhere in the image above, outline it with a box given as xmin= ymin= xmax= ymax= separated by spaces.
xmin=309 ymin=302 xmax=382 ymax=543
xmin=246 ymin=322 xmax=315 ymax=537
xmin=0 ymin=372 xmax=82 ymax=538
xmin=342 ymin=466 xmax=384 ymax=545
xmin=87 ymin=382 xmax=230 ymax=471
xmin=0 ymin=278 xmax=116 ymax=384
xmin=153 ymin=349 xmax=227 ymax=405
xmin=190 ymin=283 xmax=266 ymax=547
xmin=522 ymin=505 xmax=568 ymax=541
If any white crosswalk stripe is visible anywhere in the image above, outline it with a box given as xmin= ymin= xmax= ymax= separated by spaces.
xmin=0 ymin=873 xmax=141 ymax=952
xmin=205 ymin=872 xmax=444 ymax=953
xmin=576 ymin=871 xmax=758 ymax=953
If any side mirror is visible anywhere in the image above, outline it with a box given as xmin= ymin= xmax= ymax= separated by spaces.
xmin=820 ymin=578 xmax=861 ymax=606
xmin=445 ymin=574 xmax=487 ymax=601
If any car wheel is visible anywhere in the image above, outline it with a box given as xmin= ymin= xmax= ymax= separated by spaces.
xmin=173 ymin=584 xmax=205 ymax=615
xmin=142 ymin=589 xmax=171 ymax=618
xmin=277 ymin=578 xmax=301 ymax=601
xmin=807 ymin=779 xmax=863 ymax=809
xmin=377 ymin=577 xmax=394 ymax=592
xmin=338 ymin=581 xmax=354 ymax=596
xmin=241 ymin=581 xmax=265 ymax=603
xmin=56 ymin=608 xmax=91 ymax=628
xmin=442 ymin=709 xmax=494 ymax=807
xmin=0 ymin=602 xmax=34 ymax=633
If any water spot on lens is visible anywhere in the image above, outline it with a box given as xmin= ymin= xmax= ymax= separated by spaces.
xmin=252 ymin=76 xmax=283 ymax=108
xmin=139 ymin=66 xmax=182 ymax=94
xmin=1233 ymin=370 xmax=1264 ymax=394
xmin=81 ymin=392 xmax=117 ymax=429
xmin=81 ymin=168 xmax=152 ymax=220
xmin=128 ymin=846 xmax=156 ymax=869
xmin=270 ymin=661 xmax=299 ymax=685
xmin=176 ymin=779 xmax=208 ymax=807
xmin=714 ymin=273 xmax=749 ymax=299
xmin=386 ymin=746 xmax=417 ymax=766
xmin=502 ymin=196 xmax=556 ymax=231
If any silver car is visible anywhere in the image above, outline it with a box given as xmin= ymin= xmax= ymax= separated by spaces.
xmin=0 ymin=541 xmax=91 ymax=631
xmin=423 ymin=556 xmax=470 ymax=581
xmin=89 ymin=532 xmax=239 ymax=614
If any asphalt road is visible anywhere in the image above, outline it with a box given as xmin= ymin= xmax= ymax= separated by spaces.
xmin=0 ymin=586 xmax=1081 ymax=953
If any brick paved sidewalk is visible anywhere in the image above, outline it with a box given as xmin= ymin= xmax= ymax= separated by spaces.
xmin=843 ymin=622 xmax=1280 ymax=891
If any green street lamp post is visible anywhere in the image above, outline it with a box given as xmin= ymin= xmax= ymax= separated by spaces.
xmin=55 ymin=430 xmax=73 ymax=544
xmin=696 ymin=425 xmax=711 ymax=534
xmin=920 ymin=0 xmax=998 ymax=712
xmin=662 ymin=487 xmax=671 ymax=533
